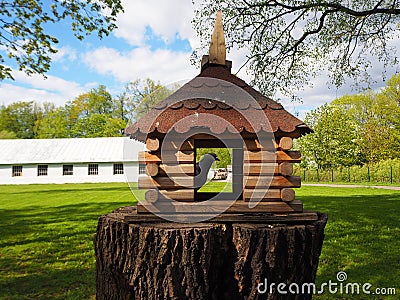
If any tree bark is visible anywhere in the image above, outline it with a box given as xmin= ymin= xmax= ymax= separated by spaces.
xmin=94 ymin=207 xmax=327 ymax=300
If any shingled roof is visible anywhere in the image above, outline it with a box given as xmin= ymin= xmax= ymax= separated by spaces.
xmin=125 ymin=11 xmax=311 ymax=141
xmin=125 ymin=63 xmax=311 ymax=141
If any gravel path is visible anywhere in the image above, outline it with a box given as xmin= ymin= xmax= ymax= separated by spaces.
xmin=302 ymin=183 xmax=400 ymax=190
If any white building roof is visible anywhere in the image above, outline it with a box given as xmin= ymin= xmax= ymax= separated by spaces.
xmin=0 ymin=137 xmax=145 ymax=164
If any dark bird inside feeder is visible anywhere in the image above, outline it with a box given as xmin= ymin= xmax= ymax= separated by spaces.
xmin=195 ymin=153 xmax=220 ymax=190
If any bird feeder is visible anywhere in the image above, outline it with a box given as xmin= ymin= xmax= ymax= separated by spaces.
xmin=95 ymin=12 xmax=327 ymax=299
xmin=126 ymin=11 xmax=313 ymax=216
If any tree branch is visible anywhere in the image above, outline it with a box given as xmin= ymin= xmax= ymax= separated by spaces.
xmin=253 ymin=0 xmax=400 ymax=17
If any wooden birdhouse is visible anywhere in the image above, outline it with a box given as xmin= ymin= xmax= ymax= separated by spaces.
xmin=125 ymin=11 xmax=313 ymax=215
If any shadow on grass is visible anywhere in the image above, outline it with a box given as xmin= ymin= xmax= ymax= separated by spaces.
xmin=302 ymin=191 xmax=400 ymax=299
xmin=0 ymin=202 xmax=126 ymax=246
xmin=1 ymin=267 xmax=95 ymax=300
xmin=2 ymin=185 xmax=132 ymax=196
xmin=0 ymin=200 xmax=134 ymax=300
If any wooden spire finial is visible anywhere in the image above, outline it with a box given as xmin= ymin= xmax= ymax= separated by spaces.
xmin=208 ymin=10 xmax=226 ymax=65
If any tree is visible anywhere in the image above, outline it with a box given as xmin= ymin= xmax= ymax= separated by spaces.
xmin=333 ymin=89 xmax=400 ymax=162
xmin=297 ymin=103 xmax=364 ymax=168
xmin=34 ymin=107 xmax=70 ymax=138
xmin=298 ymin=73 xmax=400 ymax=167
xmin=118 ymin=79 xmax=176 ymax=122
xmin=0 ymin=101 xmax=43 ymax=139
xmin=67 ymin=85 xmax=125 ymax=137
xmin=35 ymin=85 xmax=126 ymax=138
xmin=113 ymin=90 xmax=135 ymax=124
xmin=2 ymin=81 xmax=179 ymax=139
xmin=192 ymin=1 xmax=400 ymax=96
xmin=70 ymin=113 xmax=125 ymax=138
xmin=70 ymin=85 xmax=113 ymax=118
xmin=0 ymin=0 xmax=123 ymax=80
xmin=382 ymin=72 xmax=400 ymax=106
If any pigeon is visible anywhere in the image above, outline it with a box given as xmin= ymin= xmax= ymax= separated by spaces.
xmin=194 ymin=153 xmax=220 ymax=190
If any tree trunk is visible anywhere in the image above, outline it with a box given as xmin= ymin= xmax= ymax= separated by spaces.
xmin=94 ymin=207 xmax=327 ymax=300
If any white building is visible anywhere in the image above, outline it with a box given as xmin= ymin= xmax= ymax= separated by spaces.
xmin=0 ymin=137 xmax=145 ymax=185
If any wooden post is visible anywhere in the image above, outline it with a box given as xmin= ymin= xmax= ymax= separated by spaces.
xmin=95 ymin=206 xmax=327 ymax=300
xmin=278 ymin=137 xmax=293 ymax=150
xmin=281 ymin=188 xmax=295 ymax=202
xmin=145 ymin=163 xmax=159 ymax=177
xmin=279 ymin=162 xmax=293 ymax=176
xmin=348 ymin=167 xmax=350 ymax=182
xmin=146 ymin=137 xmax=160 ymax=152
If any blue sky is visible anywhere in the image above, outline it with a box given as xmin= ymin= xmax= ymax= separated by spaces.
xmin=0 ymin=0 xmax=398 ymax=118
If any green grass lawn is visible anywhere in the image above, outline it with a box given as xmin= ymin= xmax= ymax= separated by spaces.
xmin=197 ymin=179 xmax=233 ymax=192
xmin=0 ymin=183 xmax=136 ymax=300
xmin=298 ymin=186 xmax=400 ymax=299
xmin=0 ymin=183 xmax=399 ymax=299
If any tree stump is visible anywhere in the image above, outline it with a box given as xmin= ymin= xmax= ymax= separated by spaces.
xmin=94 ymin=207 xmax=327 ymax=300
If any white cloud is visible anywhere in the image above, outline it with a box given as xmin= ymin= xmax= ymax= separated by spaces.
xmin=0 ymin=69 xmax=88 ymax=106
xmin=115 ymin=0 xmax=196 ymax=47
xmin=0 ymin=83 xmax=66 ymax=106
xmin=51 ymin=46 xmax=78 ymax=63
xmin=82 ymin=46 xmax=198 ymax=84
xmin=13 ymin=71 xmax=84 ymax=98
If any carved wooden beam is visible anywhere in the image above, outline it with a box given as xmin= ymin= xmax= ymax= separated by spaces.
xmin=209 ymin=10 xmax=226 ymax=65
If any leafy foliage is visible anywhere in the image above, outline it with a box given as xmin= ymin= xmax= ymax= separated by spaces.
xmin=297 ymin=103 xmax=364 ymax=168
xmin=332 ymin=91 xmax=400 ymax=162
xmin=3 ymin=80 xmax=172 ymax=139
xmin=196 ymin=148 xmax=232 ymax=168
xmin=0 ymin=101 xmax=53 ymax=139
xmin=0 ymin=129 xmax=17 ymax=139
xmin=34 ymin=107 xmax=70 ymax=138
xmin=36 ymin=85 xmax=126 ymax=138
xmin=0 ymin=0 xmax=123 ymax=80
xmin=116 ymin=78 xmax=177 ymax=123
xmin=192 ymin=0 xmax=400 ymax=96
xmin=70 ymin=113 xmax=125 ymax=138
xmin=297 ymin=73 xmax=400 ymax=168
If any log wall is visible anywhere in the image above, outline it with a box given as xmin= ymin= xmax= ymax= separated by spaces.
xmin=139 ymin=138 xmax=196 ymax=204
xmin=138 ymin=136 xmax=303 ymax=212
xmin=239 ymin=137 xmax=301 ymax=210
